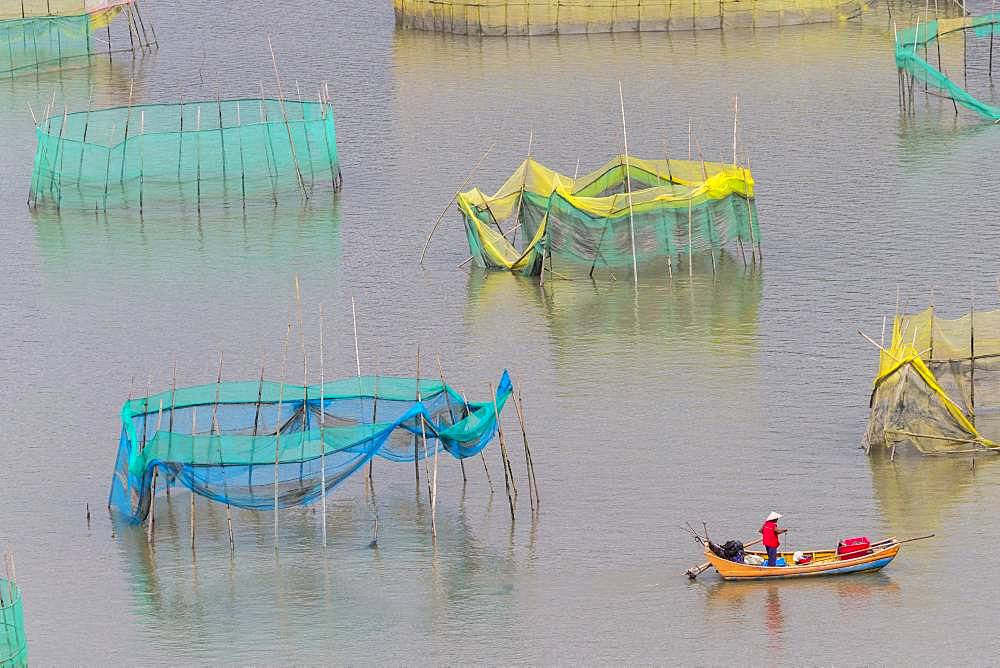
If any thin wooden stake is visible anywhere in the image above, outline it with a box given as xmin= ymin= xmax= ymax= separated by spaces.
xmin=210 ymin=353 xmax=235 ymax=555
xmin=436 ymin=355 xmax=466 ymax=483
xmin=511 ymin=384 xmax=536 ymax=511
xmin=418 ymin=141 xmax=497 ymax=266
xmin=619 ymin=81 xmax=639 ymax=285
xmin=266 ymin=35 xmax=309 ymax=199
xmin=319 ymin=303 xmax=327 ymax=547
xmin=274 ymin=323 xmax=292 ymax=546
xmin=490 ymin=383 xmax=515 ymax=521
xmin=463 ymin=390 xmax=494 ymax=493
xmin=294 ymin=276 xmax=308 ymax=487
xmin=190 ymin=408 xmax=196 ymax=549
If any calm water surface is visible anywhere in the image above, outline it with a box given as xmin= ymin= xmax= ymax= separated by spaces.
xmin=2 ymin=1 xmax=1000 ymax=663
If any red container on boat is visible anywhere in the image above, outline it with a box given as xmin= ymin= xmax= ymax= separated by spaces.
xmin=837 ymin=536 xmax=871 ymax=560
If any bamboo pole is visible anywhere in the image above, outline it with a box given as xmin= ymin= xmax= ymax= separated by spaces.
xmin=319 ymin=303 xmax=327 ymax=547
xmin=691 ymin=130 xmax=717 ymax=276
xmin=146 ymin=398 xmax=163 ymax=544
xmin=258 ymin=83 xmax=280 ymax=204
xmin=687 ymin=195 xmax=693 ymax=277
xmin=970 ymin=291 xmax=976 ymax=423
xmin=266 ymin=35 xmax=309 ymax=199
xmin=196 ymin=106 xmax=202 ymax=211
xmin=76 ymin=86 xmax=93 ymax=187
xmin=190 ymin=407 xmax=196 ymax=549
xmin=166 ymin=360 xmax=177 ymax=496
xmin=274 ymin=323 xmax=292 ymax=546
xmin=249 ymin=355 xmax=266 ymax=504
xmin=236 ymin=100 xmax=246 ymax=205
xmin=732 ymin=95 xmax=739 ymax=165
xmin=350 ymin=295 xmax=372 ymax=495
xmin=120 ymin=79 xmax=133 ymax=183
xmin=416 ymin=347 xmax=434 ymax=519
xmin=210 ymin=352 xmax=235 ymax=554
xmin=991 ymin=0 xmax=996 ymax=77
xmin=461 ymin=390 xmax=494 ymax=492
xmin=418 ymin=141 xmax=497 ymax=266
xmin=294 ymin=276 xmax=308 ymax=486
xmin=295 ymin=79 xmax=316 ymax=191
xmin=436 ymin=355 xmax=465 ymax=483
xmin=618 ymin=82 xmax=639 ymax=285
xmin=490 ymin=383 xmax=515 ymax=520
xmin=217 ymin=95 xmax=227 ymax=183
xmin=138 ymin=110 xmax=145 ymax=214
xmin=511 ymin=383 xmax=537 ymax=511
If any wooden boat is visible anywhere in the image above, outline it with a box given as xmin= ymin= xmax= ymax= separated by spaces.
xmin=704 ymin=538 xmax=901 ymax=581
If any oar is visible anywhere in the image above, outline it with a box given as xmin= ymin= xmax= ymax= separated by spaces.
xmin=872 ymin=534 xmax=934 ymax=548
xmin=685 ymin=538 xmax=763 ymax=580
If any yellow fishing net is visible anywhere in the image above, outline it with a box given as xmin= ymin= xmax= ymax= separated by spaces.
xmin=394 ymin=0 xmax=870 ymax=34
xmin=458 ymin=156 xmax=757 ymax=276
xmin=865 ymin=307 xmax=1000 ymax=455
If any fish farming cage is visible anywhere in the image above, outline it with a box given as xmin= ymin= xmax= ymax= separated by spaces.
xmin=109 ymin=371 xmax=512 ymax=524
xmin=0 ymin=570 xmax=26 ymax=668
xmin=895 ymin=14 xmax=1000 ymax=121
xmin=29 ymin=95 xmax=343 ymax=211
xmin=457 ymin=156 xmax=759 ymax=279
xmin=0 ymin=0 xmax=154 ymax=77
xmin=864 ymin=306 xmax=1000 ymax=456
xmin=393 ymin=0 xmax=871 ymax=34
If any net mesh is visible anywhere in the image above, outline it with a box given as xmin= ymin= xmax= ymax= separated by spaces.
xmin=0 ymin=1 xmax=137 ymax=75
xmin=458 ymin=156 xmax=758 ymax=276
xmin=394 ymin=0 xmax=871 ymax=34
xmin=29 ymin=98 xmax=342 ymax=210
xmin=0 ymin=580 xmax=26 ymax=668
xmin=895 ymin=15 xmax=1000 ymax=121
xmin=865 ymin=308 xmax=1000 ymax=454
xmin=109 ymin=371 xmax=513 ymax=524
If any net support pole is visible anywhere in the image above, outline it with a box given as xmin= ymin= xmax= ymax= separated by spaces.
xmin=416 ymin=346 xmax=435 ymax=537
xmin=319 ymin=83 xmax=339 ymax=192
xmin=248 ymin=355 xmax=266 ymax=500
xmin=258 ymin=84 xmax=280 ymax=204
xmin=319 ymin=303 xmax=327 ymax=548
xmin=166 ymin=360 xmax=176 ymax=497
xmin=138 ymin=110 xmax=145 ymax=215
xmin=511 ymin=380 xmax=537 ymax=511
xmin=991 ymin=3 xmax=997 ymax=77
xmin=350 ymin=295 xmax=370 ymax=499
xmin=618 ymin=81 xmax=639 ymax=285
xmin=294 ymin=80 xmax=316 ymax=191
xmin=217 ymin=95 xmax=227 ymax=183
xmin=929 ymin=289 xmax=935 ymax=359
xmin=236 ymin=100 xmax=246 ymax=205
xmin=77 ymin=87 xmax=94 ymax=192
xmin=490 ymin=383 xmax=515 ymax=522
xmin=436 ymin=355 xmax=466 ymax=484
xmin=196 ymin=107 xmax=202 ymax=212
xmin=293 ymin=276 xmax=308 ymax=487
xmin=146 ymin=399 xmax=163 ymax=545
xmin=463 ymin=390 xmax=494 ymax=493
xmin=970 ymin=291 xmax=976 ymax=424
xmin=692 ymin=130 xmax=718 ymax=276
xmin=414 ymin=349 xmax=421 ymax=488
xmin=190 ymin=408 xmax=196 ymax=549
xmin=274 ymin=323 xmax=291 ymax=548
xmin=266 ymin=35 xmax=309 ymax=201
xmin=210 ymin=352 xmax=235 ymax=555
xmin=418 ymin=141 xmax=496 ymax=267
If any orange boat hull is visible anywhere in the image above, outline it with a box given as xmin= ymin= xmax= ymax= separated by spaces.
xmin=707 ymin=543 xmax=901 ymax=580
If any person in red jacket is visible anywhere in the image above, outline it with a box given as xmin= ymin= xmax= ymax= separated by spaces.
xmin=760 ymin=512 xmax=787 ymax=566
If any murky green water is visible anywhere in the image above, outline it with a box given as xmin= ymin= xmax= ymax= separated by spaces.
xmin=3 ymin=1 xmax=1000 ymax=663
